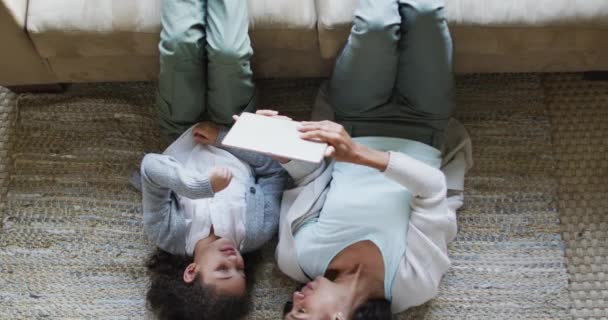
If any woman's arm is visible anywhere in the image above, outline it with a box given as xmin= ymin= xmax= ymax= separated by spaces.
xmin=298 ymin=120 xmax=446 ymax=198
xmin=298 ymin=120 xmax=389 ymax=170
xmin=383 ymin=151 xmax=446 ymax=199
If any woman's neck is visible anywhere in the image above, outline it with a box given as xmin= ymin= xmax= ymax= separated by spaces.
xmin=339 ymin=267 xmax=384 ymax=302
xmin=327 ymin=241 xmax=386 ymax=302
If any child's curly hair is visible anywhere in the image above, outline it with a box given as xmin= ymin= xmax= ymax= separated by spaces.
xmin=146 ymin=249 xmax=256 ymax=320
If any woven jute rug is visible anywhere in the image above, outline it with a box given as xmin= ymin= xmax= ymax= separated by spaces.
xmin=0 ymin=76 xmax=570 ymax=319
xmin=401 ymin=74 xmax=569 ymax=319
xmin=544 ymin=74 xmax=608 ymax=319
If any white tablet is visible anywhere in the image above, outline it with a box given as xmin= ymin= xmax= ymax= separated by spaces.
xmin=221 ymin=112 xmax=327 ymax=164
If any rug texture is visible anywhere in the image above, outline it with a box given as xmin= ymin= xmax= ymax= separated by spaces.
xmin=545 ymin=74 xmax=608 ymax=319
xmin=0 ymin=76 xmax=571 ymax=319
xmin=405 ymin=74 xmax=569 ymax=319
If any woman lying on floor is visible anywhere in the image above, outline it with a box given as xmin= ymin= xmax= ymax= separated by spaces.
xmin=133 ymin=0 xmax=288 ymax=319
xmin=274 ymin=0 xmax=473 ymax=319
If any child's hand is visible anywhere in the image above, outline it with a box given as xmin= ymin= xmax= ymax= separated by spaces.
xmin=209 ymin=167 xmax=233 ymax=193
xmin=193 ymin=122 xmax=220 ymax=145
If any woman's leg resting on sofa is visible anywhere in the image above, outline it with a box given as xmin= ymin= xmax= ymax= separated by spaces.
xmin=327 ymin=0 xmax=401 ymax=118
xmin=394 ymin=0 xmax=455 ymax=134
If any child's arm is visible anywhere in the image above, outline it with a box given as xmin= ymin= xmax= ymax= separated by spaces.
xmin=140 ymin=154 xmax=220 ymax=255
xmin=141 ymin=154 xmax=215 ymax=199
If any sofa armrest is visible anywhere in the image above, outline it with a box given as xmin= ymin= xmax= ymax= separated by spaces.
xmin=3 ymin=0 xmax=27 ymax=28
xmin=0 ymin=0 xmax=56 ymax=86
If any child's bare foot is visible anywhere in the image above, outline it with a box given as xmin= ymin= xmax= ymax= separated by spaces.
xmin=209 ymin=167 xmax=232 ymax=193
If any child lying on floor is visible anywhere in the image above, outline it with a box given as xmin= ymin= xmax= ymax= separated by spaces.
xmin=140 ymin=0 xmax=291 ymax=317
xmin=133 ymin=121 xmax=288 ymax=319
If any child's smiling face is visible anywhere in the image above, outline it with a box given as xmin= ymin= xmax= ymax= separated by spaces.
xmin=183 ymin=237 xmax=246 ymax=297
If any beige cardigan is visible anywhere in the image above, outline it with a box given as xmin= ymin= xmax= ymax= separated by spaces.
xmin=275 ymin=116 xmax=473 ymax=313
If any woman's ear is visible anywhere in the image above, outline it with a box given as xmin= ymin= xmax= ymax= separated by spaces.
xmin=183 ymin=263 xmax=198 ymax=284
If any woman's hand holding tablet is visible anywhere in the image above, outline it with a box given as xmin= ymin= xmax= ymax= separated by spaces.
xmin=222 ymin=112 xmax=328 ymax=164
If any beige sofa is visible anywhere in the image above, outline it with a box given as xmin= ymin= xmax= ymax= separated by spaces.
xmin=1 ymin=0 xmax=608 ymax=86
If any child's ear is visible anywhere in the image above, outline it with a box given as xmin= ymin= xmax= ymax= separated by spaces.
xmin=183 ymin=263 xmax=198 ymax=284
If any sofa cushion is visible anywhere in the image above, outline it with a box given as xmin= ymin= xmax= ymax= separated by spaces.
xmin=445 ymin=0 xmax=608 ymax=27
xmin=316 ymin=0 xmax=608 ymax=72
xmin=317 ymin=0 xmax=608 ymax=33
xmin=27 ymin=0 xmax=317 ymax=59
xmin=3 ymin=0 xmax=27 ymax=28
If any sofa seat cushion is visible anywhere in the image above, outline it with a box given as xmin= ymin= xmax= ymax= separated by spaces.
xmin=27 ymin=0 xmax=318 ymax=59
xmin=316 ymin=0 xmax=608 ymax=72
xmin=444 ymin=0 xmax=608 ymax=27
xmin=45 ymin=49 xmax=333 ymax=83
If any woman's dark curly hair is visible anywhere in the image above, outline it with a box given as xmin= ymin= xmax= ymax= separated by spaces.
xmin=351 ymin=299 xmax=392 ymax=320
xmin=283 ymin=289 xmax=392 ymax=320
xmin=146 ymin=248 xmax=258 ymax=320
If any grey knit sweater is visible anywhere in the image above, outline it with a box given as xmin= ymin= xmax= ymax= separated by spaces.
xmin=134 ymin=128 xmax=289 ymax=255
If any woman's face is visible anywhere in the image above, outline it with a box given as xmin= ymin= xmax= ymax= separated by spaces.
xmin=284 ymin=277 xmax=347 ymax=320
xmin=185 ymin=238 xmax=246 ymax=297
